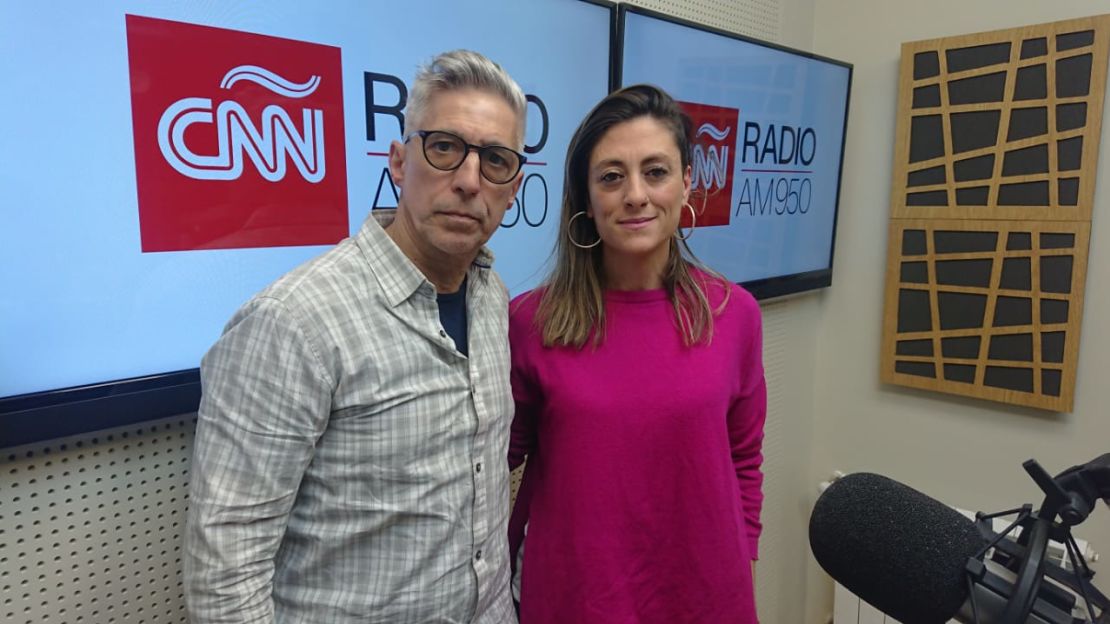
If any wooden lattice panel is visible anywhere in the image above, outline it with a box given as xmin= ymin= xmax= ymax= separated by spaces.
xmin=881 ymin=220 xmax=1090 ymax=411
xmin=890 ymin=15 xmax=1110 ymax=222
xmin=881 ymin=15 xmax=1108 ymax=411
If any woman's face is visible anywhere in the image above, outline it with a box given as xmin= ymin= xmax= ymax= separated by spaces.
xmin=586 ymin=116 xmax=690 ymax=270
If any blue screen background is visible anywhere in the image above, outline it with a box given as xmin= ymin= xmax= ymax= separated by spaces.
xmin=0 ymin=0 xmax=611 ymax=397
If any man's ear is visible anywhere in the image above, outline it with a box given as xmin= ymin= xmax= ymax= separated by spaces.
xmin=506 ymin=171 xmax=524 ymax=209
xmin=388 ymin=140 xmax=406 ymax=188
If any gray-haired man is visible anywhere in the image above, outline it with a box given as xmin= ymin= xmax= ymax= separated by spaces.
xmin=184 ymin=50 xmax=526 ymax=623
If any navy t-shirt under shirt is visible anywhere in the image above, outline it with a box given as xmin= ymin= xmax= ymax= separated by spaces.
xmin=437 ymin=277 xmax=468 ymax=357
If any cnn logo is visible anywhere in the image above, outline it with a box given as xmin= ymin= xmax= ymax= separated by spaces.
xmin=127 ymin=15 xmax=348 ymax=252
xmin=679 ymin=101 xmax=738 ymax=228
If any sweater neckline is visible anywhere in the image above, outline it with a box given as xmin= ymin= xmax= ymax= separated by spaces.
xmin=605 ymin=287 xmax=668 ymax=303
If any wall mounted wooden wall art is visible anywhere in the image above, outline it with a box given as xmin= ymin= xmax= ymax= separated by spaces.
xmin=880 ymin=15 xmax=1110 ymax=411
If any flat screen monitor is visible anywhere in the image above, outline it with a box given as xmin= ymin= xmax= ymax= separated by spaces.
xmin=619 ymin=6 xmax=852 ymax=300
xmin=0 ymin=0 xmax=614 ymax=446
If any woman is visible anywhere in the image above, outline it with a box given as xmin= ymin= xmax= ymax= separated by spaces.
xmin=508 ymin=84 xmax=767 ymax=623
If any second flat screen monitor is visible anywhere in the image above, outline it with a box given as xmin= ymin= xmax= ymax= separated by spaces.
xmin=620 ymin=7 xmax=852 ymax=299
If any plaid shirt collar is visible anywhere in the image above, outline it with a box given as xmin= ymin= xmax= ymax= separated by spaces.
xmin=357 ymin=210 xmax=495 ymax=308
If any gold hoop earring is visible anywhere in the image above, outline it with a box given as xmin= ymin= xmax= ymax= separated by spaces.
xmin=568 ymin=211 xmax=601 ymax=249
xmin=675 ymin=202 xmax=696 ymax=241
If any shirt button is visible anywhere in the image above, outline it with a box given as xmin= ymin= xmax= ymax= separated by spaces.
xmin=439 ymin=329 xmax=447 ymax=338
xmin=475 ymin=462 xmax=483 ymax=473
xmin=475 ymin=550 xmax=483 ymax=561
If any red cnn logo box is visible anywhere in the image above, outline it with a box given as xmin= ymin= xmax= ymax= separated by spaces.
xmin=679 ymin=101 xmax=738 ymax=228
xmin=126 ymin=15 xmax=348 ymax=252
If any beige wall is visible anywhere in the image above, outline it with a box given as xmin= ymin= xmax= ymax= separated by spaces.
xmin=807 ymin=0 xmax=1110 ymax=621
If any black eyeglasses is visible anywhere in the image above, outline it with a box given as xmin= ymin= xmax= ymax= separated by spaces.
xmin=405 ymin=129 xmax=526 ymax=184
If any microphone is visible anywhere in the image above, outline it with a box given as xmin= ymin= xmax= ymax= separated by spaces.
xmin=809 ymin=472 xmax=1102 ymax=624
xmin=809 ymin=472 xmax=987 ymax=623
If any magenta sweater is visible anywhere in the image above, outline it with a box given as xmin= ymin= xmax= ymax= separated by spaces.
xmin=507 ymin=277 xmax=767 ymax=624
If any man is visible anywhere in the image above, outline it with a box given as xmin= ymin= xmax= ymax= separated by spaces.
xmin=184 ymin=50 xmax=526 ymax=624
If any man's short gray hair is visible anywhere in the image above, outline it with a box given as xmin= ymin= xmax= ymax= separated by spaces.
xmin=406 ymin=49 xmax=527 ymax=149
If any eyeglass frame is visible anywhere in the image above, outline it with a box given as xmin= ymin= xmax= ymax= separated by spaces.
xmin=404 ymin=129 xmax=527 ymax=184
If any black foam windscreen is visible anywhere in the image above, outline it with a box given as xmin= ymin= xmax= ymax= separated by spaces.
xmin=809 ymin=473 xmax=989 ymax=624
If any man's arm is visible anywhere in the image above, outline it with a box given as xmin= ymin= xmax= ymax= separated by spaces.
xmin=184 ymin=296 xmax=333 ymax=624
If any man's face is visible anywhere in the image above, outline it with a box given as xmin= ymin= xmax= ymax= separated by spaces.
xmin=388 ymin=88 xmax=523 ymax=267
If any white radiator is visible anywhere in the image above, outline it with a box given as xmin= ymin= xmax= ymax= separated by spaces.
xmin=835 ymin=580 xmax=903 ymax=624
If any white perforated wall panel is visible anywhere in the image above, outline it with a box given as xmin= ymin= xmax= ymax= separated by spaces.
xmin=1 ymin=417 xmax=196 ymax=624
xmin=620 ymin=0 xmax=780 ymax=41
xmin=755 ymin=296 xmax=821 ymax=624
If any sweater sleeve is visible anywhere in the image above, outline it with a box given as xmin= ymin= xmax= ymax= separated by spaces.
xmin=726 ymin=289 xmax=767 ymax=560
xmin=506 ymin=293 xmax=544 ymax=570
xmin=507 ymin=293 xmax=542 ymax=470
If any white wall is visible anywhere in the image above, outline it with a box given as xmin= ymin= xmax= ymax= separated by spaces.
xmin=808 ymin=1 xmax=1110 ymax=621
